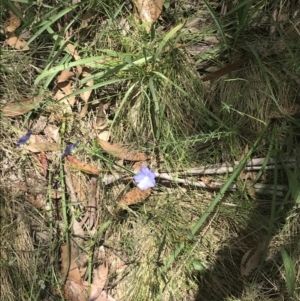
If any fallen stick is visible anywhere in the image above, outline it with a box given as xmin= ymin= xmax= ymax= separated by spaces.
xmin=100 ymin=157 xmax=295 ymax=196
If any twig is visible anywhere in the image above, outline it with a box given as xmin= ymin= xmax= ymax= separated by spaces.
xmin=182 ymin=158 xmax=296 ymax=175
xmin=99 ymin=157 xmax=294 ymax=196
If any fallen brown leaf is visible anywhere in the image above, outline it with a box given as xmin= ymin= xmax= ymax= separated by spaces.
xmin=66 ymin=155 xmax=101 ymax=175
xmin=23 ymin=142 xmax=60 ymax=153
xmin=117 ymin=187 xmax=151 ymax=211
xmin=5 ymin=32 xmax=29 ymax=50
xmin=97 ymin=138 xmax=148 ymax=161
xmin=1 ymin=97 xmax=41 ymax=117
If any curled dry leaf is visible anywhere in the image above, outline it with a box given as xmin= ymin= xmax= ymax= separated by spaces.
xmin=23 ymin=142 xmax=60 ymax=153
xmin=5 ymin=32 xmax=30 ymax=50
xmin=117 ymin=187 xmax=151 ymax=211
xmin=66 ymin=155 xmax=101 ymax=175
xmin=1 ymin=97 xmax=41 ymax=117
xmin=97 ymin=138 xmax=148 ymax=161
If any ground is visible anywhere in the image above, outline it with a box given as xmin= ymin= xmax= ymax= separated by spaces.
xmin=0 ymin=0 xmax=300 ymax=301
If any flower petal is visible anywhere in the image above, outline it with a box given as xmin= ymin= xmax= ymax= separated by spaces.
xmin=61 ymin=141 xmax=79 ymax=158
xmin=134 ymin=167 xmax=156 ymax=190
xmin=137 ymin=176 xmax=155 ymax=190
xmin=16 ymin=130 xmax=32 ymax=146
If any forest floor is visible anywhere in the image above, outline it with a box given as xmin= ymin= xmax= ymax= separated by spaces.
xmin=1 ymin=0 xmax=300 ymax=301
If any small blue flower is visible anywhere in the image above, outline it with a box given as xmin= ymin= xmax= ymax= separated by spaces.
xmin=61 ymin=141 xmax=79 ymax=158
xmin=134 ymin=167 xmax=156 ymax=190
xmin=16 ymin=130 xmax=32 ymax=146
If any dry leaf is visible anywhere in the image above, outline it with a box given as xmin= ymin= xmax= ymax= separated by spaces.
xmin=56 ymin=70 xmax=76 ymax=106
xmin=26 ymin=194 xmax=46 ymax=209
xmin=79 ymin=11 xmax=94 ymax=29
xmin=66 ymin=155 xmax=101 ymax=175
xmin=31 ymin=116 xmax=48 ymax=134
xmin=72 ymin=219 xmax=86 ymax=238
xmin=134 ymin=0 xmax=163 ymax=31
xmin=89 ymin=246 xmax=108 ymax=301
xmin=91 ymin=290 xmax=116 ymax=301
xmin=23 ymin=142 xmax=59 ymax=153
xmin=39 ymin=152 xmax=48 ymax=177
xmin=66 ymin=42 xmax=81 ymax=61
xmin=117 ymin=187 xmax=151 ymax=211
xmin=240 ymin=242 xmax=265 ymax=277
xmin=200 ymin=176 xmax=217 ymax=188
xmin=66 ymin=43 xmax=82 ymax=74
xmin=97 ymin=138 xmax=148 ymax=161
xmin=1 ymin=97 xmax=41 ymax=117
xmin=63 ymin=280 xmax=87 ymax=301
xmin=71 ymin=173 xmax=87 ymax=201
xmin=44 ymin=124 xmax=60 ymax=142
xmin=5 ymin=6 xmax=21 ymax=32
xmin=57 ymin=81 xmax=77 ymax=107
xmin=79 ymin=67 xmax=93 ymax=118
xmin=61 ymin=245 xmax=82 ymax=282
xmin=5 ymin=32 xmax=29 ymax=50
xmin=57 ymin=70 xmax=75 ymax=83
xmin=97 ymin=131 xmax=110 ymax=142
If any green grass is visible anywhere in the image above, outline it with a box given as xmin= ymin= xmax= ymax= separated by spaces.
xmin=1 ymin=0 xmax=300 ymax=300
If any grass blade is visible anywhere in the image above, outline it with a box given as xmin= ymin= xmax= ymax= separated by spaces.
xmin=281 ymin=247 xmax=295 ymax=297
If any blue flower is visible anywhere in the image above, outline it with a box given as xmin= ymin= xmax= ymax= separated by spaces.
xmin=61 ymin=141 xmax=79 ymax=158
xmin=16 ymin=130 xmax=32 ymax=146
xmin=134 ymin=167 xmax=156 ymax=190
